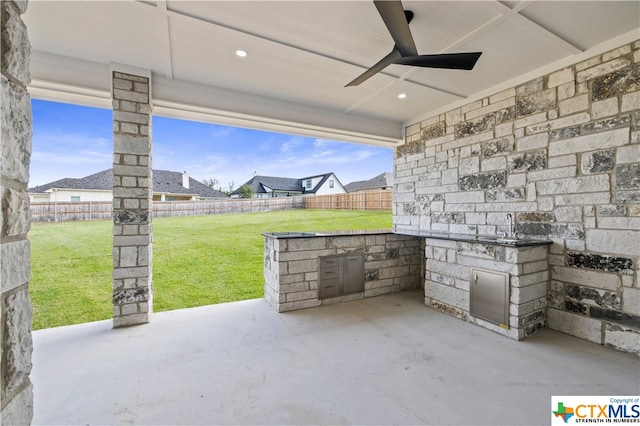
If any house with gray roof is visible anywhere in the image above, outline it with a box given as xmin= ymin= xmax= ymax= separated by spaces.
xmin=231 ymin=173 xmax=346 ymax=198
xmin=29 ymin=169 xmax=227 ymax=202
xmin=344 ymin=172 xmax=393 ymax=193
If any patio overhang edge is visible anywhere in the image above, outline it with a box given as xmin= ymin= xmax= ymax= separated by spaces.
xmin=28 ymin=51 xmax=403 ymax=148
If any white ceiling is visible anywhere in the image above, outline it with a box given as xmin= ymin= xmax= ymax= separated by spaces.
xmin=24 ymin=1 xmax=640 ymax=147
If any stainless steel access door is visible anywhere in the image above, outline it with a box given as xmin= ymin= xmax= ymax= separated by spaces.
xmin=470 ymin=268 xmax=509 ymax=328
xmin=318 ymin=254 xmax=364 ymax=299
xmin=342 ymin=255 xmax=364 ymax=294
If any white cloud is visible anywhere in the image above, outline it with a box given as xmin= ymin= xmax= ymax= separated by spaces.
xmin=29 ymin=132 xmax=113 ymax=186
xmin=279 ymin=136 xmax=307 ymax=153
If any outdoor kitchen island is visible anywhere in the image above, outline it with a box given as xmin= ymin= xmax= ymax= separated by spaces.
xmin=263 ymin=230 xmax=551 ymax=340
xmin=397 ymin=231 xmax=552 ymax=340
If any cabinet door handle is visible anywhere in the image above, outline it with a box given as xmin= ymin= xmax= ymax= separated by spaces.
xmin=474 ymin=274 xmax=478 ymax=285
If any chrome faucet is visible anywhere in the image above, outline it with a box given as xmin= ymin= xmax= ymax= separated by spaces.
xmin=505 ymin=213 xmax=517 ymax=239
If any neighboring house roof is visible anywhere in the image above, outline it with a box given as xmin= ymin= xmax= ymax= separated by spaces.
xmin=233 ymin=173 xmax=341 ymax=195
xmin=29 ymin=169 xmax=227 ymax=198
xmin=152 ymin=170 xmax=227 ymax=198
xmin=30 ymin=169 xmax=114 ymax=192
xmin=344 ymin=172 xmax=393 ymax=192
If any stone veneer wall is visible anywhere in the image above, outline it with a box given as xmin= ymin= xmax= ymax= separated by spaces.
xmin=395 ymin=40 xmax=640 ymax=355
xmin=1 ymin=0 xmax=34 ymax=423
xmin=264 ymin=234 xmax=423 ymax=312
xmin=112 ymin=71 xmax=153 ymax=327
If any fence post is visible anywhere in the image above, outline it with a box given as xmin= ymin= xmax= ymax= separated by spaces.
xmin=54 ymin=202 xmax=57 ymax=222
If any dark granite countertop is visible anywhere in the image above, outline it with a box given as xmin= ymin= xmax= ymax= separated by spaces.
xmin=263 ymin=229 xmax=551 ymax=247
xmin=262 ymin=229 xmax=393 ymax=239
xmin=394 ymin=230 xmax=552 ymax=247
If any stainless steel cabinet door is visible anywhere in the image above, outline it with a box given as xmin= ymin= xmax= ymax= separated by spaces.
xmin=318 ymin=254 xmax=364 ymax=299
xmin=470 ymin=268 xmax=509 ymax=327
xmin=342 ymin=255 xmax=364 ymax=294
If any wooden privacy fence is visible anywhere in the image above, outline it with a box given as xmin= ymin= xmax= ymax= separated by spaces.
xmin=30 ymin=190 xmax=392 ymax=222
xmin=152 ymin=197 xmax=304 ymax=217
xmin=31 ymin=201 xmax=113 ymax=222
xmin=31 ymin=197 xmax=305 ymax=222
xmin=304 ymin=189 xmax=392 ymax=211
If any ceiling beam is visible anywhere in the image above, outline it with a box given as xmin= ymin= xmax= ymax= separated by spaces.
xmin=156 ymin=1 xmax=174 ymax=79
xmin=484 ymin=1 xmax=583 ymax=55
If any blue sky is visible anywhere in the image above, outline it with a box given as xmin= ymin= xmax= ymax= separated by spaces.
xmin=30 ymin=99 xmax=393 ymax=191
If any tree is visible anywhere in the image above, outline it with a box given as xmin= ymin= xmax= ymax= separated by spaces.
xmin=203 ymin=178 xmax=219 ymax=189
xmin=237 ymin=184 xmax=254 ymax=198
xmin=227 ymin=180 xmax=236 ymax=194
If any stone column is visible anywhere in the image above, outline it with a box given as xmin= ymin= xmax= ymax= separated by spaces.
xmin=111 ymin=70 xmax=153 ymax=327
xmin=1 ymin=0 xmax=34 ymax=423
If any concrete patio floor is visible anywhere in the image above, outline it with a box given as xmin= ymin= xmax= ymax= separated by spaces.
xmin=32 ymin=290 xmax=639 ymax=425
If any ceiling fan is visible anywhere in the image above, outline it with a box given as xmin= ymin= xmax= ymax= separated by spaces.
xmin=346 ymin=0 xmax=482 ymax=87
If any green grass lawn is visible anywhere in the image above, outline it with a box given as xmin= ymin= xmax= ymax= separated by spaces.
xmin=29 ymin=209 xmax=391 ymax=330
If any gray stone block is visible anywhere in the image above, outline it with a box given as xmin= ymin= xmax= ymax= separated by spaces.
xmin=604 ymin=323 xmax=640 ymax=355
xmin=113 ymin=313 xmax=149 ymax=328
xmin=536 ymin=174 xmax=609 ymax=195
xmin=0 ymin=382 xmax=33 ymax=426
xmin=286 ymin=290 xmax=317 ymax=302
xmin=112 ymin=265 xmax=150 ymax=280
xmin=459 ymin=171 xmax=506 ymax=191
xmin=421 ymin=122 xmax=445 ymax=141
xmin=1 ymin=240 xmax=30 ymax=293
xmin=590 ymin=306 xmax=640 ymax=328
xmin=113 ymin=72 xmax=148 ymax=83
xmin=581 ymin=115 xmax=631 ymax=135
xmin=585 ymin=229 xmax=639 ymax=256
xmin=2 ymin=289 xmax=33 ymax=395
xmin=592 ymin=64 xmax=640 ymax=101
xmin=364 ymin=285 xmax=399 ymax=298
xmin=549 ymin=127 xmax=628 ymax=156
xmin=552 ymin=265 xmax=620 ymax=291
xmin=548 ymin=308 xmax=603 ymax=344
xmin=113 ymin=287 xmax=150 ymax=305
xmin=1 ymin=76 xmax=32 ymax=183
xmin=616 ymin=164 xmax=640 ymax=190
xmin=278 ymin=299 xmax=321 ymax=312
xmin=566 ymin=252 xmax=633 ymax=274
xmin=113 ymin=88 xmax=149 ymax=103
xmin=425 ymin=280 xmax=468 ymax=310
xmin=1 ymin=186 xmax=30 ymax=237
xmin=508 ymin=150 xmax=547 ymax=172
xmin=517 ymin=89 xmax=556 ymax=117
xmin=1 ymin=2 xmax=31 ymax=84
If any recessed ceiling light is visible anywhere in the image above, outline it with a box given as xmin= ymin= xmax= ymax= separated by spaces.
xmin=235 ymin=50 xmax=248 ymax=58
xmin=398 ymin=93 xmax=407 ymax=99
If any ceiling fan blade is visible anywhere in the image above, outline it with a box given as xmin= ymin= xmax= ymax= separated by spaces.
xmin=345 ymin=48 xmax=402 ymax=87
xmin=395 ymin=52 xmax=483 ymax=70
xmin=374 ymin=0 xmax=418 ymax=57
